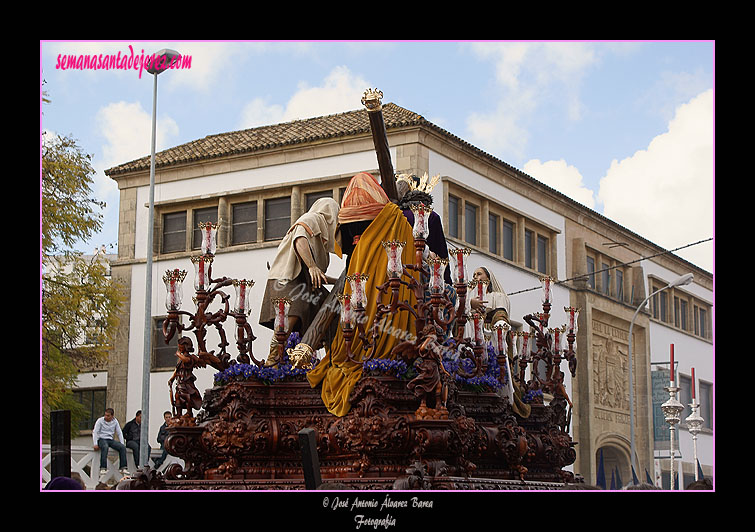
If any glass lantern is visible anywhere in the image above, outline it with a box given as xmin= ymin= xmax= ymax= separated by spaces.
xmin=382 ymin=240 xmax=406 ymax=278
xmin=564 ymin=306 xmax=580 ymax=334
xmin=492 ymin=321 xmax=510 ymax=358
xmin=410 ymin=203 xmax=432 ymax=240
xmin=337 ymin=293 xmax=353 ymax=327
xmin=191 ymin=255 xmax=213 ymax=291
xmin=347 ymin=273 xmax=369 ymax=308
xmin=232 ymin=279 xmax=255 ymax=316
xmin=163 ymin=269 xmax=187 ymax=311
xmin=471 ymin=311 xmax=485 ymax=344
xmin=448 ymin=247 xmax=471 ymax=284
xmin=426 ymin=257 xmax=448 ymax=294
xmin=540 ymin=276 xmax=554 ymax=305
xmin=271 ymin=297 xmax=290 ymax=332
xmin=198 ymin=221 xmax=218 ymax=256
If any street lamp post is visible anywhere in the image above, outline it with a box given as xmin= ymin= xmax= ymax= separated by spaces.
xmin=685 ymin=367 xmax=704 ymax=482
xmin=627 ymin=272 xmax=693 ymax=484
xmin=139 ymin=48 xmax=181 ymax=471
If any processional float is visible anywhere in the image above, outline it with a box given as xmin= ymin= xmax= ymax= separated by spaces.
xmin=122 ymin=90 xmax=582 ymax=490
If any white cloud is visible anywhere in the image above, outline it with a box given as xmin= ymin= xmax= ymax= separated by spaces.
xmin=523 ymin=159 xmax=596 ymax=210
xmin=91 ymin=100 xmax=179 ymax=212
xmin=598 ymin=89 xmax=713 ymax=271
xmin=238 ymin=65 xmax=371 ymax=129
xmin=464 ymin=42 xmax=599 ymax=158
xmin=96 ymin=100 xmax=179 ymax=169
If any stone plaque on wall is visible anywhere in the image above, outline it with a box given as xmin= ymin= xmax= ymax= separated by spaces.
xmin=591 ymin=320 xmax=631 ymax=426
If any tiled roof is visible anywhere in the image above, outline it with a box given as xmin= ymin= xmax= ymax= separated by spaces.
xmin=103 ymin=101 xmax=711 ymax=277
xmin=104 ymin=103 xmax=428 ymax=176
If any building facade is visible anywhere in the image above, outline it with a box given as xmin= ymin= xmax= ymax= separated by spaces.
xmin=86 ymin=102 xmax=712 ymax=486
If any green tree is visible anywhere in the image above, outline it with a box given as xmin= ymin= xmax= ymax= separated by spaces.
xmin=41 ymin=129 xmax=124 ymax=440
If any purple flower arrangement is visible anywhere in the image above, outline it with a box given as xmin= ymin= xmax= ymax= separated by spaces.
xmin=212 ymin=332 xmax=505 ymax=393
xmin=522 ymin=389 xmax=544 ymax=404
xmin=441 ymin=342 xmax=504 ymax=393
xmin=362 ymin=358 xmax=415 ymax=380
xmin=212 ymin=332 xmax=316 ymax=385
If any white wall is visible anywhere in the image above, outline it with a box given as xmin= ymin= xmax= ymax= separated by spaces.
xmin=134 ymin=150 xmax=383 ymax=260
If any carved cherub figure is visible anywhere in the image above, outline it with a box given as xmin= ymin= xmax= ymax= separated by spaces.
xmin=407 ymin=324 xmax=450 ymax=419
xmin=168 ymin=337 xmax=204 ymax=419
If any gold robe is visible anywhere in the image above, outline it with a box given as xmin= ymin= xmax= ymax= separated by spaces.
xmin=307 ymin=202 xmax=418 ymax=416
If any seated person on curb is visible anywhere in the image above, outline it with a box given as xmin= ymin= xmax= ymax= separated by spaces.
xmin=123 ymin=410 xmax=152 ymax=469
xmin=153 ymin=411 xmax=172 ymax=468
xmin=92 ymin=408 xmax=129 ymax=479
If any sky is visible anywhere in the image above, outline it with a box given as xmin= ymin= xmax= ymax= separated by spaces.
xmin=40 ymin=40 xmax=714 ymax=273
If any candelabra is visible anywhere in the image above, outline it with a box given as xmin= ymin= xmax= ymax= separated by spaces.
xmin=331 ymin=201 xmax=582 ymax=425
xmin=162 ymin=221 xmax=262 ymax=370
xmin=518 ymin=277 xmax=578 ymax=397
xmin=660 ymin=345 xmax=683 ymax=489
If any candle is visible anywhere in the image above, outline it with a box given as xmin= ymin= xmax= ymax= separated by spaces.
xmin=521 ymin=332 xmax=530 ymax=360
xmin=382 ymin=240 xmax=406 ymax=278
xmin=337 ymin=293 xmax=353 ymax=326
xmin=540 ymin=276 xmax=554 ymax=304
xmin=233 ymin=279 xmax=255 ymax=315
xmin=448 ymin=247 xmax=471 ymax=284
xmin=163 ymin=269 xmax=187 ymax=311
xmin=691 ymin=367 xmax=696 ymax=399
xmin=191 ymin=255 xmax=213 ymax=291
xmin=477 ymin=279 xmax=489 ymax=300
xmin=512 ymin=331 xmax=520 ymax=360
xmin=551 ymin=327 xmax=562 ymax=355
xmin=426 ymin=257 xmax=447 ymax=293
xmin=347 ymin=273 xmax=369 ymax=307
xmin=564 ymin=306 xmax=580 ymax=333
xmin=669 ymin=344 xmax=675 ymax=385
xmin=410 ymin=203 xmax=432 ymax=240
xmin=198 ymin=221 xmax=218 ymax=255
xmin=492 ymin=322 xmax=509 ymax=357
xmin=271 ymin=298 xmax=290 ymax=331
xmin=472 ymin=311 xmax=484 ymax=344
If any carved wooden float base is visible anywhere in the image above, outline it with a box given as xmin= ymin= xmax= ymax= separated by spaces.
xmin=153 ymin=375 xmax=577 ymax=490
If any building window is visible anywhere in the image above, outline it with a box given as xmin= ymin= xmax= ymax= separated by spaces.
xmin=537 ymin=235 xmax=548 ymax=274
xmin=448 ymin=195 xmax=459 ymax=238
xmin=698 ymin=308 xmax=707 ymax=338
xmin=616 ymin=269 xmax=624 ymax=302
xmin=601 ymin=262 xmax=610 ymax=295
xmin=73 ymin=388 xmax=107 ymax=432
xmin=674 ymin=297 xmax=680 ymax=328
xmin=191 ymin=207 xmax=218 ymax=250
xmin=306 ymin=190 xmax=333 ymax=210
xmin=699 ymin=381 xmax=712 ymax=429
xmin=489 ymin=213 xmax=499 ymax=255
xmin=586 ymin=256 xmax=595 ymax=289
xmin=153 ymin=317 xmax=180 ymax=370
xmin=162 ymin=211 xmax=187 ymax=253
xmin=679 ymin=374 xmax=693 ymax=421
xmin=231 ymin=201 xmax=258 ymax=245
xmin=264 ymin=197 xmax=291 ymax=241
xmin=465 ymin=202 xmax=477 ymax=246
xmin=659 ymin=292 xmax=668 ymax=323
xmin=525 ymin=230 xmax=533 ymax=269
xmin=502 ymin=220 xmax=514 ymax=261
